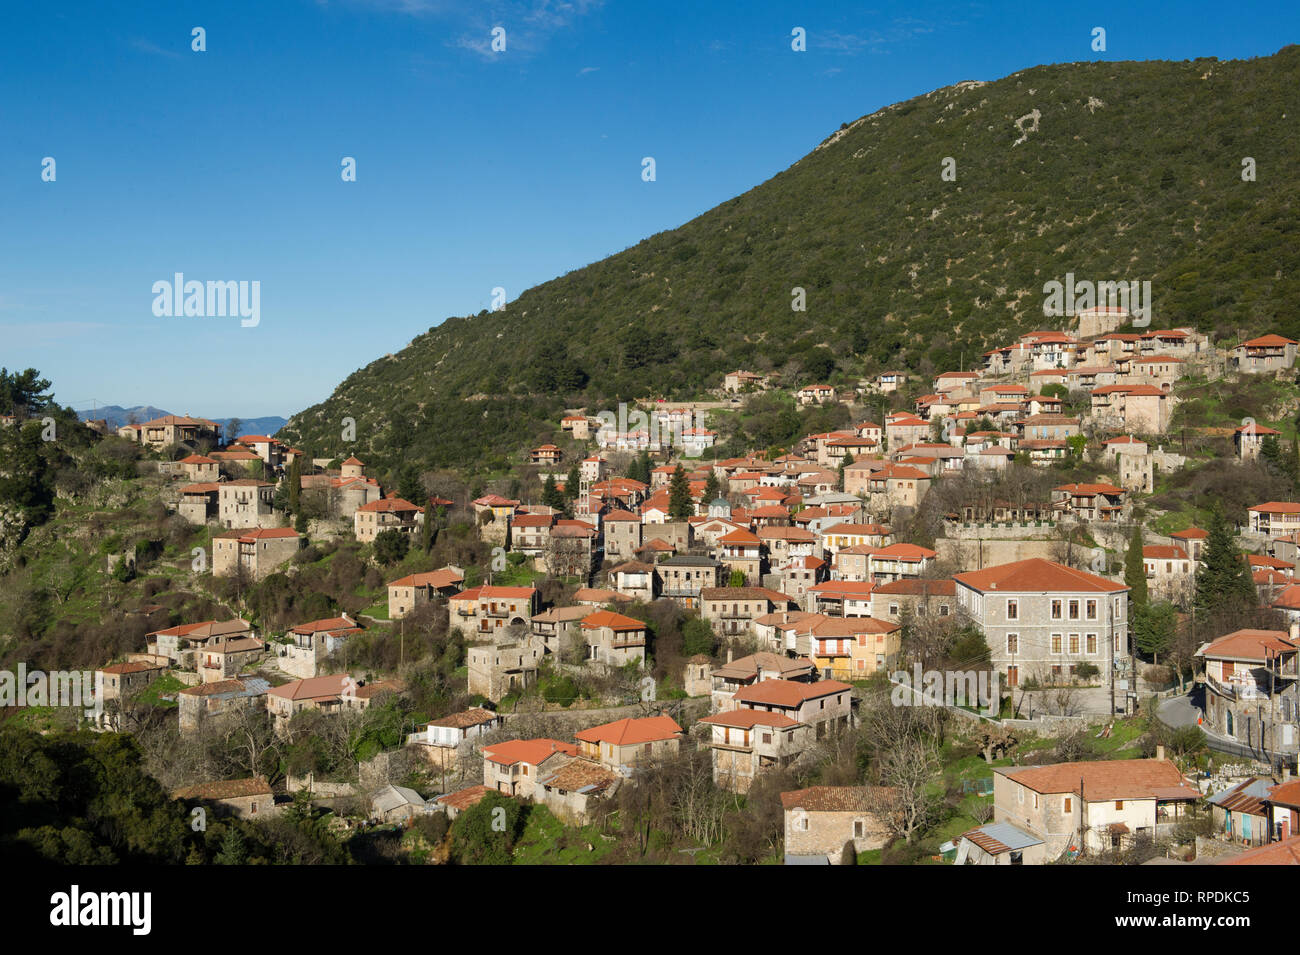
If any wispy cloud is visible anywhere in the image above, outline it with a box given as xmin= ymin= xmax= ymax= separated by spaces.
xmin=819 ymin=19 xmax=934 ymax=55
xmin=339 ymin=0 xmax=602 ymax=59
xmin=129 ymin=36 xmax=183 ymax=59
xmin=578 ymin=65 xmax=599 ymax=75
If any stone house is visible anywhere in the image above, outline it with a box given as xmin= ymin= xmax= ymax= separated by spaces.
xmin=212 ymin=527 xmax=304 ymax=579
xmin=609 ymin=560 xmax=658 ymax=601
xmin=579 ymin=610 xmax=648 ymax=667
xmin=265 ymin=673 xmax=396 ymax=729
xmin=370 ymin=784 xmax=427 ymax=824
xmin=178 ymin=454 xmax=220 ymax=482
xmin=217 ymin=479 xmax=277 ymax=529
xmin=709 ymin=651 xmax=816 ymax=712
xmin=1232 ymin=334 xmax=1299 ymax=374
xmin=993 ymin=758 xmax=1199 ymax=859
xmin=574 ymin=716 xmax=683 ymax=772
xmin=657 ymin=555 xmax=725 ymax=609
xmin=280 ymin=614 xmax=365 ymax=679
xmin=467 ymin=641 xmax=544 ymax=701
xmin=700 ymin=586 xmax=795 ymax=638
xmin=197 ymin=636 xmax=265 ymax=683
xmin=717 ymin=529 xmax=763 ymax=585
xmin=1052 ymin=483 xmax=1127 ymax=523
xmin=533 ymin=757 xmax=620 ymax=825
xmin=408 ymin=707 xmax=502 ymax=771
xmin=1197 ymin=628 xmax=1299 ymax=758
xmin=448 ymin=585 xmax=539 ymax=640
xmin=529 ymin=606 xmax=590 ymax=656
xmin=172 ymin=777 xmax=277 ymax=821
xmin=97 ymin=660 xmax=166 ymax=703
xmin=602 ymin=510 xmax=643 ymax=560
xmin=870 ymin=578 xmax=956 ymax=623
xmin=807 ymin=580 xmax=875 ymax=618
xmin=121 ymin=414 xmax=221 ymax=450
xmin=781 ymin=786 xmax=893 ymax=863
xmin=147 ymin=618 xmax=254 ymax=668
xmin=178 ymin=677 xmax=269 ymax=732
xmin=387 ymin=566 xmax=465 ymax=619
xmin=954 ymin=557 xmax=1130 ymax=693
xmin=354 ymin=497 xmax=423 ymax=543
xmin=1142 ymin=545 xmax=1194 ymax=604
xmin=178 ymin=482 xmax=221 ymax=524
xmin=482 ymin=738 xmax=578 ymax=798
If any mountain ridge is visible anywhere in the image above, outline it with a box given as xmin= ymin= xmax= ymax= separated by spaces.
xmin=280 ymin=46 xmax=1300 ymax=478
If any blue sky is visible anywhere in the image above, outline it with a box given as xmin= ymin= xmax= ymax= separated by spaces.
xmin=2 ymin=1 xmax=1296 ymax=418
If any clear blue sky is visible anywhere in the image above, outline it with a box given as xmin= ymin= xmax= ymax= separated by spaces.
xmin=2 ymin=1 xmax=1296 ymax=418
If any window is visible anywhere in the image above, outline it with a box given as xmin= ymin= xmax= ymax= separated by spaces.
xmin=1086 ymin=633 xmax=1097 ymax=655
xmin=1068 ymin=599 xmax=1080 ymax=620
xmin=854 ymin=820 xmax=865 ymax=838
xmin=1051 ymin=634 xmax=1062 ymax=654
xmin=1006 ymin=599 xmax=1018 ymax=620
xmin=939 ymin=605 xmax=950 ymax=616
xmin=1033 ymin=793 xmax=1039 ymax=809
xmin=1051 ymin=599 xmax=1063 ymax=620
xmin=1006 ymin=634 xmax=1019 ymax=654
xmin=1069 ymin=634 xmax=1080 ymax=654
xmin=1063 ymin=797 xmax=1072 ymax=813
xmin=1086 ymin=599 xmax=1097 ymax=620
xmin=1115 ymin=800 xmax=1124 ymax=810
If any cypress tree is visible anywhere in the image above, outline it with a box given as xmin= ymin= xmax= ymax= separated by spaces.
xmin=1123 ymin=525 xmax=1148 ymax=607
xmin=668 ymin=465 xmax=693 ymax=519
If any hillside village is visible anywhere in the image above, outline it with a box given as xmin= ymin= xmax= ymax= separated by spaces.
xmin=4 ymin=307 xmax=1300 ymax=867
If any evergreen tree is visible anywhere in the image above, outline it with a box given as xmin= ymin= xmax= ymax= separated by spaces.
xmin=668 ymin=465 xmax=693 ymax=520
xmin=1260 ymin=434 xmax=1284 ymax=475
xmin=420 ymin=499 xmax=434 ymax=553
xmin=1135 ymin=601 xmax=1177 ymax=664
xmin=289 ymin=455 xmax=302 ymax=508
xmin=703 ymin=470 xmax=721 ymax=503
xmin=397 ymin=464 xmax=424 ymax=504
xmin=564 ymin=460 xmax=581 ymax=501
xmin=541 ymin=474 xmax=565 ymax=512
xmin=1192 ymin=504 xmax=1257 ymax=618
xmin=1123 ymin=526 xmax=1148 ymax=607
xmin=214 ymin=826 xmax=248 ymax=865
xmin=631 ymin=450 xmax=652 ymax=485
xmin=0 ymin=423 xmax=54 ymax=525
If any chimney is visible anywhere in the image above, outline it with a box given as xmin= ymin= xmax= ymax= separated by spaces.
xmin=1156 ymin=744 xmax=1166 ymax=762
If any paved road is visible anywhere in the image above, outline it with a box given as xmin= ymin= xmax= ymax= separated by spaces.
xmin=1158 ymin=693 xmax=1203 ymax=730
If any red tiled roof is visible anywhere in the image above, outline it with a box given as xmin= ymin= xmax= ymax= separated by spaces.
xmin=955 ymin=557 xmax=1127 ymax=594
xmin=1003 ymin=759 xmax=1192 ymax=800
xmin=575 ymin=716 xmax=683 ymax=746
xmin=482 ymin=738 xmax=577 ymax=766
xmin=733 ymin=679 xmax=852 ymax=708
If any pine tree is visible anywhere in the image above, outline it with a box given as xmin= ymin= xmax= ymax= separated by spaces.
xmin=668 ymin=465 xmax=693 ymax=519
xmin=1193 ymin=504 xmax=1257 ymax=618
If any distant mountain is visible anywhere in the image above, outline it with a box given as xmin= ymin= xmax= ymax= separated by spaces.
xmin=75 ymin=406 xmax=288 ymax=437
xmin=282 ymin=46 xmax=1300 ymax=477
